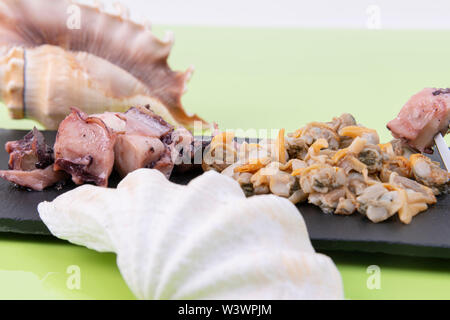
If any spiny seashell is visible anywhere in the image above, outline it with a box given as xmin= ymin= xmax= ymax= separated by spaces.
xmin=0 ymin=46 xmax=23 ymax=119
xmin=1 ymin=45 xmax=185 ymax=129
xmin=0 ymin=0 xmax=204 ymax=129
xmin=38 ymin=169 xmax=343 ymax=300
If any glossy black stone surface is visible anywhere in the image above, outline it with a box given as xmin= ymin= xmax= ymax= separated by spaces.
xmin=0 ymin=130 xmax=448 ymax=258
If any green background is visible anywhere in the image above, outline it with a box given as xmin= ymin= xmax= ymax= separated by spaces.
xmin=0 ymin=26 xmax=449 ymax=299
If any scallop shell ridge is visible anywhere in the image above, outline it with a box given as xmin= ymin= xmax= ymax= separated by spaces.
xmin=38 ymin=169 xmax=344 ymax=300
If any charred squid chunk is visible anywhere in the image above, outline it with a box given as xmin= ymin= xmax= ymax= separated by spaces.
xmin=114 ymin=135 xmax=168 ymax=178
xmin=0 ymin=127 xmax=67 ymax=191
xmin=112 ymin=106 xmax=183 ymax=178
xmin=54 ymin=108 xmax=115 ymax=187
xmin=146 ymin=147 xmax=174 ymax=178
xmin=387 ymin=88 xmax=450 ymax=153
xmin=123 ymin=106 xmax=174 ymax=137
xmin=6 ymin=127 xmax=54 ymax=171
xmin=432 ymin=88 xmax=450 ymax=96
xmin=169 ymin=127 xmax=195 ymax=170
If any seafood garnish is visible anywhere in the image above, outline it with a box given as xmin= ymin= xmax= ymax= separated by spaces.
xmin=0 ymin=166 xmax=67 ymax=191
xmin=0 ymin=0 xmax=206 ymax=130
xmin=207 ymin=114 xmax=449 ymax=224
xmin=95 ymin=106 xmax=176 ymax=178
xmin=38 ymin=169 xmax=344 ymax=300
xmin=387 ymin=88 xmax=450 ymax=153
xmin=6 ymin=127 xmax=53 ymax=171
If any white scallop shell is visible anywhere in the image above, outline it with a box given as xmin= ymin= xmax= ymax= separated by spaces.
xmin=38 ymin=169 xmax=343 ymax=300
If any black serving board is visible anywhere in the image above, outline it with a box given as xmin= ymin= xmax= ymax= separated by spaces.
xmin=0 ymin=129 xmax=449 ymax=258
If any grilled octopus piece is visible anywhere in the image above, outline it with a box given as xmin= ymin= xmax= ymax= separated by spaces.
xmin=54 ymin=108 xmax=116 ymax=187
xmin=1 ymin=106 xmax=195 ymax=190
xmin=96 ymin=106 xmax=194 ymax=179
xmin=0 ymin=166 xmax=67 ymax=191
xmin=0 ymin=128 xmax=67 ymax=191
xmin=387 ymin=88 xmax=450 ymax=153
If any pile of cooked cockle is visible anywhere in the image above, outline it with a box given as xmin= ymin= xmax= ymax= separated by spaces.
xmin=202 ymin=113 xmax=449 ymax=224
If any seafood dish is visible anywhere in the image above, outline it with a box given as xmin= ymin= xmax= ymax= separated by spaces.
xmin=0 ymin=0 xmax=206 ymax=191
xmin=0 ymin=106 xmax=195 ymax=190
xmin=0 ymin=0 xmax=447 ymax=226
xmin=0 ymin=87 xmax=449 ymax=225
xmin=203 ymin=111 xmax=449 ymax=224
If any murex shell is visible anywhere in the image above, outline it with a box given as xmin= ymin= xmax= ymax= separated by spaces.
xmin=38 ymin=169 xmax=343 ymax=300
xmin=0 ymin=0 xmax=205 ymax=130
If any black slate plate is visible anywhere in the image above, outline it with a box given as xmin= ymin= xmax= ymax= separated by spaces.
xmin=0 ymin=129 xmax=449 ymax=258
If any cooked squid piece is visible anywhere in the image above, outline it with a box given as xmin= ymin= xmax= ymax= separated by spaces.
xmin=0 ymin=166 xmax=67 ymax=191
xmin=169 ymin=126 xmax=197 ymax=174
xmin=410 ymin=154 xmax=449 ymax=195
xmin=387 ymin=88 xmax=450 ymax=153
xmin=54 ymin=108 xmax=116 ymax=187
xmin=115 ymin=135 xmax=169 ymax=178
xmin=0 ymin=127 xmax=67 ymax=190
xmin=117 ymin=107 xmax=175 ymax=137
xmin=96 ymin=106 xmax=195 ymax=178
xmin=1 ymin=105 xmax=195 ymax=190
xmin=97 ymin=106 xmax=184 ymax=179
xmin=5 ymin=127 xmax=53 ymax=170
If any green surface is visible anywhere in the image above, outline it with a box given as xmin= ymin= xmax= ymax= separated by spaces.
xmin=0 ymin=26 xmax=449 ymax=299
